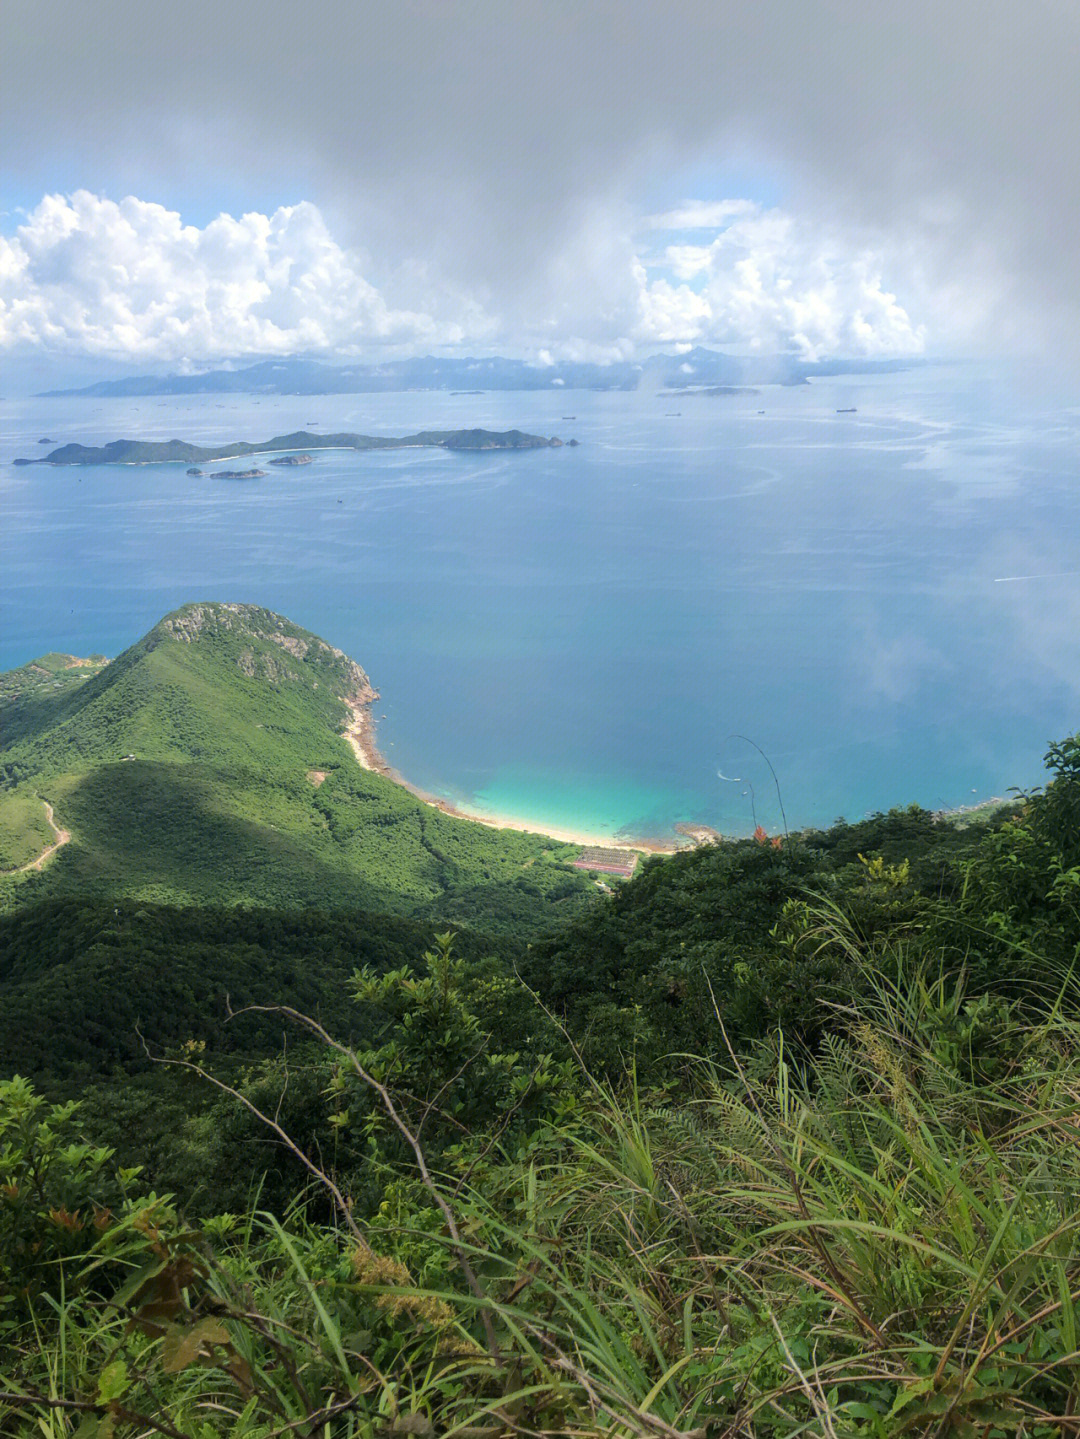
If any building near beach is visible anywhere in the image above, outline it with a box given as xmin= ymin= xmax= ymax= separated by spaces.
xmin=573 ymin=847 xmax=638 ymax=878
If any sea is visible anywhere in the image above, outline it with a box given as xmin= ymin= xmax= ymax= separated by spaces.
xmin=4 ymin=361 xmax=1080 ymax=842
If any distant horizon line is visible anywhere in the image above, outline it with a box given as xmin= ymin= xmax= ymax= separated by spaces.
xmin=22 ymin=349 xmax=931 ymax=401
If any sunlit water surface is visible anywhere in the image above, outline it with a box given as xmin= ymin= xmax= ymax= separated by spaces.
xmin=4 ymin=362 xmax=1080 ymax=840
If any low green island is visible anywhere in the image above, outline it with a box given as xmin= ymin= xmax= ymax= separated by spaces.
xmin=14 ymin=427 xmax=566 ymax=466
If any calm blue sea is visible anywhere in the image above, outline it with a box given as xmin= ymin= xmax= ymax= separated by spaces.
xmin=4 ymin=363 xmax=1080 ymax=841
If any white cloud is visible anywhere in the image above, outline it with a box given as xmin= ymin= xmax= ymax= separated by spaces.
xmin=4 ymin=2 xmax=1076 ymax=366
xmin=645 ymin=200 xmax=760 ymax=231
xmin=632 ymin=202 xmax=925 ymax=359
xmin=0 ymin=192 xmax=454 ymax=362
xmin=859 ymin=625 xmax=950 ymax=704
xmin=629 ymin=261 xmax=712 ymax=346
xmin=0 ymin=189 xmax=929 ymax=365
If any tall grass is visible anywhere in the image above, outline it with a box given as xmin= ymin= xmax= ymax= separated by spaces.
xmin=8 ymin=934 xmax=1080 ymax=1435
xmin=439 ymin=946 xmax=1080 ymax=1434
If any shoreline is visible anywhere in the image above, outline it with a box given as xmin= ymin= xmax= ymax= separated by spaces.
xmin=340 ymin=696 xmax=1019 ymax=853
xmin=341 ymin=694 xmax=679 ymax=854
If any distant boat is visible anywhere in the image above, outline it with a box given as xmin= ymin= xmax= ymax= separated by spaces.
xmin=836 ymin=407 xmax=857 ymax=413
xmin=561 ymin=415 xmax=577 ymax=420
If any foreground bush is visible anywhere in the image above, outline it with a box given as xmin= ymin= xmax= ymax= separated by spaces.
xmin=6 ymin=931 xmax=1080 ymax=1437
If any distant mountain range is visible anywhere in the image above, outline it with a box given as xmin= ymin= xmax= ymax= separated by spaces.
xmin=38 ymin=349 xmax=920 ymax=399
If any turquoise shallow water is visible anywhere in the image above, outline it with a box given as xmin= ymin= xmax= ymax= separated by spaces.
xmin=4 ymin=363 xmax=1080 ymax=840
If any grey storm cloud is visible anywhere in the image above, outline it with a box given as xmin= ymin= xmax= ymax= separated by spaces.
xmin=3 ymin=0 xmax=1078 ymax=357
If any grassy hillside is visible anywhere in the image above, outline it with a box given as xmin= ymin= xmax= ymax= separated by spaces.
xmin=0 ymin=603 xmax=590 ymax=930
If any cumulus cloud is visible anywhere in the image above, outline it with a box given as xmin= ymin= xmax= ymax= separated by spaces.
xmin=0 ymin=189 xmax=931 ymax=364
xmin=2 ymin=1 xmax=1076 ymax=365
xmin=0 ymin=192 xmax=454 ymax=361
xmin=632 ymin=203 xmax=925 ymax=358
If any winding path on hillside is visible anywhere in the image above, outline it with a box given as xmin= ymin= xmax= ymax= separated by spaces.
xmin=6 ymin=799 xmax=71 ymax=874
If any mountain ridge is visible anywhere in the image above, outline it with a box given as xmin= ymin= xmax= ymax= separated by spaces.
xmin=0 ymin=602 xmax=591 ymax=930
xmin=36 ymin=350 xmax=921 ymax=399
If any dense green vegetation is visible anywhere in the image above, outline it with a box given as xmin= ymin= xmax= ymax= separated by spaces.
xmin=11 ymin=601 xmax=1080 ymax=1433
xmin=0 ymin=652 xmax=109 ymax=769
xmin=0 ymin=901 xmax=510 ymax=1088
xmin=5 ymin=752 xmax=1074 ymax=1433
xmin=0 ymin=790 xmax=54 ymax=869
xmin=0 ymin=604 xmax=592 ymax=931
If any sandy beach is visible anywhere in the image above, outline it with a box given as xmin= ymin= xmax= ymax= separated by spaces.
xmin=342 ymin=695 xmax=678 ymax=854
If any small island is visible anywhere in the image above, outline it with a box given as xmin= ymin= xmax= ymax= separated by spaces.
xmin=663 ymin=386 xmax=761 ymax=398
xmin=268 ymin=453 xmax=313 ymax=467
xmin=14 ymin=428 xmax=568 ymax=467
xmin=187 ymin=466 xmax=267 ymax=479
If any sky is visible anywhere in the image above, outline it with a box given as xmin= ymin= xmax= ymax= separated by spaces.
xmin=2 ymin=0 xmax=1078 ymax=376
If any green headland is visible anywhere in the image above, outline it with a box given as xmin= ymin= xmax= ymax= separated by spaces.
xmin=0 ymin=602 xmax=590 ymax=929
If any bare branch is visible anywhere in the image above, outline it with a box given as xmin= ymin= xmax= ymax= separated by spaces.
xmin=230 ymin=1002 xmax=502 ymax=1362
xmin=137 ymin=1025 xmax=373 ymax=1256
xmin=0 ymin=1391 xmax=193 ymax=1439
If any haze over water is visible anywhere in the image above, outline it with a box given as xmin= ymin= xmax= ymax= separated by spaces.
xmin=4 ymin=361 xmax=1080 ymax=841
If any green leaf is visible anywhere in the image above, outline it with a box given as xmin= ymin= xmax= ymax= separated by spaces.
xmin=162 ymin=1316 xmax=231 ymax=1373
xmin=109 ymin=1256 xmax=167 ymax=1311
xmin=888 ymin=1377 xmax=934 ymax=1416
xmin=97 ymin=1358 xmax=129 ymax=1403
